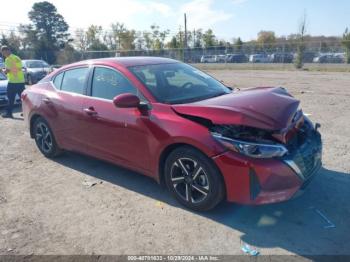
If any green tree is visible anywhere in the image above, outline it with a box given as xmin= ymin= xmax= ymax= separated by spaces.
xmin=202 ymin=29 xmax=216 ymax=48
xmin=0 ymin=31 xmax=22 ymax=56
xmin=56 ymin=44 xmax=79 ymax=65
xmin=257 ymin=31 xmax=276 ymax=51
xmin=18 ymin=25 xmax=37 ymax=58
xmin=149 ymin=24 xmax=170 ymax=50
xmin=234 ymin=37 xmax=243 ymax=52
xmin=110 ymin=23 xmax=137 ymax=51
xmin=193 ymin=29 xmax=203 ymax=48
xmin=26 ymin=1 xmax=70 ymax=63
xmin=86 ymin=26 xmax=107 ymax=49
xmin=86 ymin=25 xmax=109 ymax=58
xmin=342 ymin=28 xmax=350 ymax=64
xmin=75 ymin=25 xmax=109 ymax=59
xmin=167 ymin=36 xmax=179 ymax=49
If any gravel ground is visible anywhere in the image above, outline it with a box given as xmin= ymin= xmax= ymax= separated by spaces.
xmin=0 ymin=70 xmax=349 ymax=257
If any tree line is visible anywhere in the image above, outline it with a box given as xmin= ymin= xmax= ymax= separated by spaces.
xmin=1 ymin=1 xmax=350 ymax=66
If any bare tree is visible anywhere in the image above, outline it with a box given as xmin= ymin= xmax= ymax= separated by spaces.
xmin=74 ymin=28 xmax=88 ymax=52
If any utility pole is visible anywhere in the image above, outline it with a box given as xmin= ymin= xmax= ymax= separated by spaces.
xmin=184 ymin=13 xmax=188 ymax=62
xmin=184 ymin=13 xmax=188 ymax=48
xmin=193 ymin=29 xmax=196 ymax=47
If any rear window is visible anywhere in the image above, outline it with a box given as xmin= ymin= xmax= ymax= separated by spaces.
xmin=60 ymin=68 xmax=89 ymax=95
xmin=53 ymin=72 xmax=64 ymax=89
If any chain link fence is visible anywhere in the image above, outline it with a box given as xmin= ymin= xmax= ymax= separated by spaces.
xmin=13 ymin=40 xmax=350 ymax=68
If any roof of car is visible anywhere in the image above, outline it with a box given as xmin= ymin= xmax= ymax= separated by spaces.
xmin=69 ymin=56 xmax=178 ymax=68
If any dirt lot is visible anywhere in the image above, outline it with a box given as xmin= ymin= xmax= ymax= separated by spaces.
xmin=0 ymin=70 xmax=350 ymax=257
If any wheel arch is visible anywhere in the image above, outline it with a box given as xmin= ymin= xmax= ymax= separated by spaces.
xmin=158 ymin=143 xmax=226 ymax=196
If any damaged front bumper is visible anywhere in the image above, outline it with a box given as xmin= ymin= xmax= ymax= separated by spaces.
xmin=213 ymin=126 xmax=322 ymax=205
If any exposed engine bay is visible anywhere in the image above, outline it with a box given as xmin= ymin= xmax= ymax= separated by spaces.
xmin=210 ymin=124 xmax=277 ymax=144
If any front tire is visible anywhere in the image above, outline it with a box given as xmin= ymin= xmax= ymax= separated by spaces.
xmin=33 ymin=117 xmax=62 ymax=158
xmin=164 ymin=146 xmax=225 ymax=211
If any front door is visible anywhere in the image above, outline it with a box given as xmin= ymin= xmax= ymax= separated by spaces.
xmin=80 ymin=66 xmax=152 ymax=173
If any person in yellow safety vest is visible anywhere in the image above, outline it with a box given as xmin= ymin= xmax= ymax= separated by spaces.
xmin=1 ymin=46 xmax=25 ymax=118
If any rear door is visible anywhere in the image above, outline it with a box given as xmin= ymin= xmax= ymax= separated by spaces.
xmin=80 ymin=66 xmax=152 ymax=172
xmin=47 ymin=67 xmax=90 ymax=151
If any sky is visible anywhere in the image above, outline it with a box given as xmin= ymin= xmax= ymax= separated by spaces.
xmin=0 ymin=0 xmax=349 ymax=41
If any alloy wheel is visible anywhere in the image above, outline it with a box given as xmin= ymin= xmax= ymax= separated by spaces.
xmin=170 ymin=158 xmax=210 ymax=204
xmin=35 ymin=122 xmax=53 ymax=153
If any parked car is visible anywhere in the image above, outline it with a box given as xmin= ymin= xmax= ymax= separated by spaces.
xmin=200 ymin=55 xmax=216 ymax=63
xmin=214 ymin=55 xmax=226 ymax=63
xmin=313 ymin=54 xmax=344 ymax=63
xmin=249 ymin=54 xmax=270 ymax=63
xmin=22 ymin=57 xmax=322 ymax=211
xmin=293 ymin=51 xmax=316 ymax=63
xmin=270 ymin=53 xmax=294 ymax=63
xmin=22 ymin=60 xmax=52 ymax=85
xmin=0 ymin=72 xmax=21 ymax=107
xmin=0 ymin=57 xmax=4 ymax=69
xmin=226 ymin=54 xmax=248 ymax=63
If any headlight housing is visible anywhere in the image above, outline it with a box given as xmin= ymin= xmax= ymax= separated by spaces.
xmin=212 ymin=132 xmax=288 ymax=159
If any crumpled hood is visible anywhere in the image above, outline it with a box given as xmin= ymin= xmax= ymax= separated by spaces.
xmin=171 ymin=87 xmax=300 ymax=131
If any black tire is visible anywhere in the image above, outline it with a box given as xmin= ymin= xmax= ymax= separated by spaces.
xmin=33 ymin=117 xmax=62 ymax=158
xmin=28 ymin=75 xmax=33 ymax=85
xmin=164 ymin=146 xmax=225 ymax=211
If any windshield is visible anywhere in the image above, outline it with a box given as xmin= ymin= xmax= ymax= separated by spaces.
xmin=25 ymin=61 xmax=49 ymax=68
xmin=128 ymin=63 xmax=231 ymax=104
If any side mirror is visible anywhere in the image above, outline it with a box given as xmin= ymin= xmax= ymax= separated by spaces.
xmin=113 ymin=93 xmax=140 ymax=108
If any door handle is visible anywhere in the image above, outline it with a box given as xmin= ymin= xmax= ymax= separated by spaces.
xmin=42 ymin=98 xmax=52 ymax=104
xmin=84 ymin=107 xmax=98 ymax=116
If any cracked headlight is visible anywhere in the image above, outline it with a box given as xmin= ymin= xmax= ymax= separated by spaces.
xmin=212 ymin=132 xmax=288 ymax=159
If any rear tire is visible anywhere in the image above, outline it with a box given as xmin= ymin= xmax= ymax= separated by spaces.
xmin=33 ymin=117 xmax=62 ymax=158
xmin=164 ymin=146 xmax=225 ymax=211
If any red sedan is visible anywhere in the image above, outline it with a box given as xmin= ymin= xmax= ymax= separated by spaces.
xmin=22 ymin=57 xmax=322 ymax=211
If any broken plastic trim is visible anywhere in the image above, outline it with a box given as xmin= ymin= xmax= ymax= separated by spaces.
xmin=173 ymin=110 xmax=213 ymax=128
